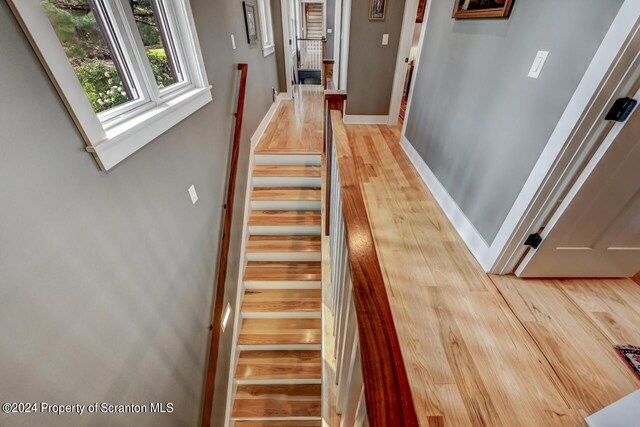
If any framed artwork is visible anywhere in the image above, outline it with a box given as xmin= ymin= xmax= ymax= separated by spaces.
xmin=452 ymin=0 xmax=514 ymax=19
xmin=368 ymin=0 xmax=387 ymax=21
xmin=243 ymin=1 xmax=258 ymax=43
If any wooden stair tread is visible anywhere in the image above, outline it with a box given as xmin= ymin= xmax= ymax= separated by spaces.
xmin=238 ymin=318 xmax=321 ymax=345
xmin=249 ymin=210 xmax=321 ymax=226
xmin=251 ymin=187 xmax=321 ymax=201
xmin=253 ymin=165 xmax=321 ymax=178
xmin=235 ymin=350 xmax=321 ymax=380
xmin=244 ymin=261 xmax=321 ymax=282
xmin=242 ymin=289 xmax=321 ymax=313
xmin=255 ymin=147 xmax=322 ymax=154
xmin=247 ymin=235 xmax=321 ymax=253
xmin=234 ymin=421 xmax=321 ymax=427
xmin=232 ymin=384 xmax=321 ymax=418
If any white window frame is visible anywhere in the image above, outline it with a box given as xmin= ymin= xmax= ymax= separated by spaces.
xmin=257 ymin=0 xmax=275 ymax=56
xmin=7 ymin=0 xmax=212 ymax=171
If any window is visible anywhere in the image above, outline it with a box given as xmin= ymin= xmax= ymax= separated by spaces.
xmin=8 ymin=0 xmax=211 ymax=170
xmin=256 ymin=0 xmax=275 ymax=56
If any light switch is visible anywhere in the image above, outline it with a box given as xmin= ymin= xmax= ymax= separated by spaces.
xmin=231 ymin=34 xmax=236 ymax=50
xmin=188 ymin=185 xmax=198 ymax=204
xmin=528 ymin=51 xmax=549 ymax=79
xmin=382 ymin=34 xmax=389 ymax=45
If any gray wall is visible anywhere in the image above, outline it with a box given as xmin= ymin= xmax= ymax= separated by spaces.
xmin=272 ymin=0 xmax=288 ymax=92
xmin=346 ymin=0 xmax=405 ymax=115
xmin=0 ymin=0 xmax=279 ymax=425
xmin=326 ymin=0 xmax=335 ymax=59
xmin=405 ymin=0 xmax=622 ymax=244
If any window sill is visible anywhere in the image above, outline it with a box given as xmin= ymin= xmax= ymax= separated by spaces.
xmin=87 ymin=86 xmax=212 ymax=170
xmin=263 ymin=44 xmax=275 ymax=57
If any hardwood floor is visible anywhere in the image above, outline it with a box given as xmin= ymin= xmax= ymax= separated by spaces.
xmin=255 ymin=86 xmax=324 ymax=154
xmin=338 ymin=123 xmax=640 ymax=426
xmin=229 ymin=81 xmax=640 ymax=426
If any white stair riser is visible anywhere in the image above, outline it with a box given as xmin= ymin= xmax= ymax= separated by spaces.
xmin=252 ymin=176 xmax=321 ymax=188
xmin=246 ymin=251 xmax=322 ymax=262
xmin=254 ymin=154 xmax=321 ymax=166
xmin=241 ymin=311 xmax=321 ymax=319
xmin=234 ymin=378 xmax=322 ymax=385
xmin=249 ymin=225 xmax=321 ymax=235
xmin=238 ymin=344 xmax=322 ymax=351
xmin=251 ymin=200 xmax=321 ymax=211
xmin=244 ymin=281 xmax=321 ymax=290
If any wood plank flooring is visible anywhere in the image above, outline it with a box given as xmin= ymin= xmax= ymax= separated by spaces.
xmin=337 ymin=123 xmax=640 ymax=426
xmin=232 ymin=384 xmax=322 ymax=418
xmin=235 ymin=350 xmax=322 ymax=380
xmin=255 ymin=86 xmax=323 ymax=154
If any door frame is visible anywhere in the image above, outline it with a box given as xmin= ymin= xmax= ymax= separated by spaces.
xmin=387 ymin=0 xmax=420 ymax=126
xmin=491 ymin=1 xmax=640 ymax=274
xmin=279 ymin=0 xmax=296 ymax=97
xmin=516 ymin=81 xmax=640 ymax=277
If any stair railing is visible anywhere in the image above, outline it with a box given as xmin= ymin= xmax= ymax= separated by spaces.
xmin=324 ymin=91 xmax=419 ymax=426
xmin=201 ymin=63 xmax=248 ymax=427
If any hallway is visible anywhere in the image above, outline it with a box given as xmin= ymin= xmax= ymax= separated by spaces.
xmin=226 ymin=85 xmax=640 ymax=426
xmin=340 ymin=123 xmax=640 ymax=425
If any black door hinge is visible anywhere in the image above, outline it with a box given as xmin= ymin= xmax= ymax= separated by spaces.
xmin=524 ymin=233 xmax=543 ymax=249
xmin=605 ymin=97 xmax=637 ymax=122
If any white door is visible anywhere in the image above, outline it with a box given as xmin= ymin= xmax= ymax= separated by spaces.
xmin=518 ymin=96 xmax=640 ymax=278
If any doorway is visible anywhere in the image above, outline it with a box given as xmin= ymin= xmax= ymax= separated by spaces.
xmin=388 ymin=0 xmax=427 ymax=126
xmin=297 ymin=1 xmax=324 ymax=85
xmin=517 ymin=86 xmax=640 ymax=278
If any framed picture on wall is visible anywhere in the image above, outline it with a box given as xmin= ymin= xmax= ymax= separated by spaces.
xmin=452 ymin=0 xmax=514 ymax=19
xmin=243 ymin=1 xmax=259 ymax=43
xmin=369 ymin=0 xmax=387 ymax=21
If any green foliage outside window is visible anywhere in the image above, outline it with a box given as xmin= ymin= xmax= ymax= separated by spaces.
xmin=42 ymin=0 xmax=175 ymax=113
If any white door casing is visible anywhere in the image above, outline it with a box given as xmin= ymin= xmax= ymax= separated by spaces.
xmin=518 ymin=89 xmax=640 ymax=277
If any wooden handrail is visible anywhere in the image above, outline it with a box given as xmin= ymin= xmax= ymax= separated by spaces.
xmin=201 ymin=63 xmax=248 ymax=427
xmin=326 ymin=98 xmax=419 ymax=425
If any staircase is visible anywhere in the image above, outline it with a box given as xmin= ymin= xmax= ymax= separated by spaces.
xmin=228 ymin=152 xmax=323 ymax=426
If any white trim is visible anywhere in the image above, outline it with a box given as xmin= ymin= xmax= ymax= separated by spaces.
xmin=257 ymin=0 xmax=276 ymax=57
xmin=263 ymin=44 xmax=276 ymax=57
xmin=279 ymin=0 xmax=295 ymax=95
xmin=516 ymin=85 xmax=640 ymax=276
xmin=276 ymin=92 xmax=293 ymax=101
xmin=400 ymin=0 xmax=430 ymax=138
xmin=343 ymin=114 xmax=388 ymax=124
xmin=401 ymin=136 xmax=494 ymax=270
xmin=251 ymin=97 xmax=284 ymax=145
xmin=91 ymin=87 xmax=211 ymax=170
xmin=387 ymin=0 xmax=419 ymax=126
xmin=333 ymin=0 xmax=343 ymax=83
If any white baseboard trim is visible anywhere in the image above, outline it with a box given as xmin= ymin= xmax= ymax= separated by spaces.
xmin=276 ymin=92 xmax=292 ymax=101
xmin=250 ymin=97 xmax=283 ymax=147
xmin=400 ymin=135 xmax=493 ymax=271
xmin=343 ymin=114 xmax=389 ymax=125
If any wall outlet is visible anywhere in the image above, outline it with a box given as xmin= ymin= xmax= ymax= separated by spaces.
xmin=188 ymin=185 xmax=198 ymax=204
xmin=382 ymin=34 xmax=389 ymax=45
xmin=230 ymin=34 xmax=236 ymax=50
xmin=272 ymin=87 xmax=278 ymax=102
xmin=528 ymin=51 xmax=549 ymax=79
xmin=327 ymin=28 xmax=333 ymax=34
